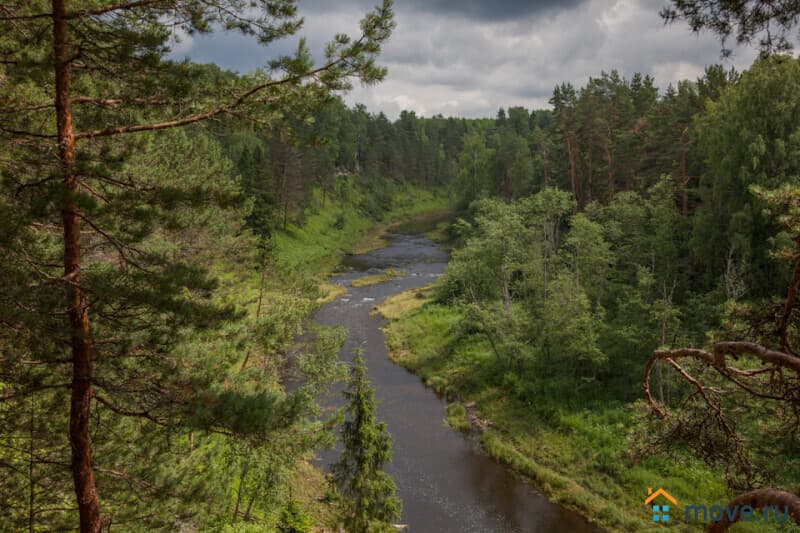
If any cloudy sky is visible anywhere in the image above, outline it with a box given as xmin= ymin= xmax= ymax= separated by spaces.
xmin=171 ymin=0 xmax=759 ymax=118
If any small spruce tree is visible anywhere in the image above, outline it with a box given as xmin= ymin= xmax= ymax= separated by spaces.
xmin=331 ymin=350 xmax=401 ymax=533
xmin=277 ymin=497 xmax=313 ymax=533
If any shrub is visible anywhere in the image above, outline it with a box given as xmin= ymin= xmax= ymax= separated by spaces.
xmin=277 ymin=498 xmax=313 ymax=533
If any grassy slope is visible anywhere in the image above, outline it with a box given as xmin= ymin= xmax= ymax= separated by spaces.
xmin=379 ymin=288 xmax=796 ymax=533
xmin=272 ymin=181 xmax=450 ymax=279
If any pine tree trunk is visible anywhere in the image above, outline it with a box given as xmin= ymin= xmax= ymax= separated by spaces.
xmin=680 ymin=145 xmax=688 ymax=217
xmin=502 ymin=171 xmax=512 ymax=202
xmin=586 ymin=148 xmax=593 ymax=204
xmin=28 ymin=399 xmax=35 ymax=533
xmin=243 ymin=492 xmax=257 ymax=521
xmin=240 ymin=262 xmax=267 ymax=372
xmin=658 ymin=315 xmax=667 ymax=404
xmin=566 ymin=136 xmax=577 ymax=213
xmin=541 ymin=145 xmax=550 ymax=187
xmin=501 ymin=268 xmax=511 ymax=319
xmin=232 ymin=462 xmax=249 ymax=524
xmin=604 ymin=134 xmax=615 ymax=202
xmin=53 ymin=1 xmax=102 ymax=530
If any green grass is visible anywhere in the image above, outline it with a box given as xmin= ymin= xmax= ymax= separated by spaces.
xmin=316 ymin=282 xmax=347 ymax=304
xmin=378 ymin=290 xmax=799 ymax=533
xmin=272 ymin=179 xmax=450 ymax=279
xmin=351 ymin=268 xmax=403 ymax=288
xmin=212 ymin=180 xmax=453 ymax=531
xmin=445 ymin=403 xmax=472 ymax=433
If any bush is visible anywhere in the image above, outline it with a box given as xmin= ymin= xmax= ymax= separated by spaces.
xmin=426 ymin=375 xmax=448 ymax=395
xmin=277 ymin=498 xmax=312 ymax=533
xmin=445 ymin=403 xmax=471 ymax=432
xmin=332 ymin=212 xmax=345 ymax=230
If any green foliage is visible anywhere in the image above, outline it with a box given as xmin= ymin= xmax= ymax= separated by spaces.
xmin=564 ymin=213 xmax=613 ymax=304
xmin=662 ymin=0 xmax=800 ymax=56
xmin=0 ymin=0 xmax=399 ymax=529
xmin=377 ymin=55 xmax=800 ymax=531
xmin=692 ymin=56 xmax=800 ymax=296
xmin=4 ymin=1 xmax=800 ymax=529
xmin=382 ymin=293 xmax=790 ymax=532
xmin=278 ymin=498 xmax=313 ymax=533
xmin=0 ymin=126 xmax=267 ymax=528
xmin=330 ymin=351 xmax=401 ymax=533
xmin=270 ymin=178 xmax=448 ymax=278
xmin=445 ymin=403 xmax=472 ymax=432
xmin=456 ymin=130 xmax=495 ymax=206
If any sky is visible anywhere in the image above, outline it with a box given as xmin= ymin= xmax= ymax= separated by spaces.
xmin=170 ymin=0 xmax=760 ymax=118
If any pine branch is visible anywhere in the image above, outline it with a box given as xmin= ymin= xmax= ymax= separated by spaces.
xmin=0 ymin=5 xmax=51 ymax=21
xmin=66 ymin=0 xmax=168 ymax=19
xmin=92 ymin=394 xmax=166 ymax=426
xmin=0 ymin=125 xmax=56 ymax=139
xmin=73 ymin=60 xmax=347 ymax=140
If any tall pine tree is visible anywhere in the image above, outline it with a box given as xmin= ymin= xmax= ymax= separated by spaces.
xmin=0 ymin=1 xmax=394 ymax=530
xmin=331 ymin=351 xmax=400 ymax=533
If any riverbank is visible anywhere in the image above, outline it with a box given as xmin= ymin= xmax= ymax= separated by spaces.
xmin=378 ymin=289 xmax=784 ymax=533
xmin=271 ymin=180 xmax=451 ymax=279
xmin=219 ymin=183 xmax=453 ymax=531
xmin=314 ymin=231 xmax=600 ymax=532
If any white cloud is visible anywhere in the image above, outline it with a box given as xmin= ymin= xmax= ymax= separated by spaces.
xmin=176 ymin=0 xmax=762 ymax=118
xmin=167 ymin=26 xmax=194 ymax=56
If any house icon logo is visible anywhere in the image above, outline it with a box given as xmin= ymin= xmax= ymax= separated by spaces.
xmin=645 ymin=487 xmax=677 ymax=523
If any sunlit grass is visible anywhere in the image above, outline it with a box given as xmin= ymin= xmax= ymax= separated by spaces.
xmin=272 ymin=180 xmax=450 ymax=279
xmin=351 ymin=268 xmax=403 ymax=288
xmin=445 ymin=402 xmax=471 ymax=432
xmin=316 ymin=282 xmax=347 ymax=304
xmin=375 ymin=283 xmax=437 ymax=320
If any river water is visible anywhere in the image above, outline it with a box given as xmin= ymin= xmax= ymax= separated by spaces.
xmin=314 ymin=231 xmax=602 ymax=533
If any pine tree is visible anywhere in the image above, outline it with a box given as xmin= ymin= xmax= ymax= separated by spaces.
xmin=661 ymin=0 xmax=800 ymax=56
xmin=0 ymin=2 xmax=394 ymax=531
xmin=331 ymin=351 xmax=400 ymax=533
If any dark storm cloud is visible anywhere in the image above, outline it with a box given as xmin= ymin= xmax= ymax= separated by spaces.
xmin=399 ymin=0 xmax=587 ymax=21
xmin=297 ymin=0 xmax=586 ymax=20
xmin=172 ymin=0 xmax=759 ymax=118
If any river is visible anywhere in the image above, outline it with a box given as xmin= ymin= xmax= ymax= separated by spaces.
xmin=314 ymin=228 xmax=602 ymax=533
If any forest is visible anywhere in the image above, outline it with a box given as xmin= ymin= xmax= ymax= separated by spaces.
xmin=1 ymin=0 xmax=800 ymax=532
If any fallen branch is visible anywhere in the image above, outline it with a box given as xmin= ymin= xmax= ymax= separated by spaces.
xmin=706 ymin=488 xmax=800 ymax=533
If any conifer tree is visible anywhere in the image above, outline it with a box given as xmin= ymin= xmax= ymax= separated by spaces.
xmin=662 ymin=0 xmax=800 ymax=56
xmin=330 ymin=350 xmax=400 ymax=533
xmin=0 ymin=1 xmax=394 ymax=531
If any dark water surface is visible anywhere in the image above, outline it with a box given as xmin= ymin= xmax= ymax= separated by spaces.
xmin=315 ymin=232 xmax=602 ymax=533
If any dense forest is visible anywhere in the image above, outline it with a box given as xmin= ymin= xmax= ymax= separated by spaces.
xmin=378 ymin=55 xmax=800 ymax=531
xmin=2 ymin=0 xmax=800 ymax=532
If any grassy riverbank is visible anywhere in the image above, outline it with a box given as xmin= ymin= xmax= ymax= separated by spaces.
xmin=204 ymin=180 xmax=455 ymax=532
xmin=378 ymin=287 xmax=790 ymax=533
xmin=271 ymin=178 xmax=450 ymax=278
xmin=255 ymin=183 xmax=452 ymax=530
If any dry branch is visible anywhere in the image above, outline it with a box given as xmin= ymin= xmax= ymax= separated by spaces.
xmin=706 ymin=488 xmax=800 ymax=533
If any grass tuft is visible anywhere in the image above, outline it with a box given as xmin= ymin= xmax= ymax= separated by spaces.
xmin=351 ymin=268 xmax=403 ymax=288
xmin=445 ymin=403 xmax=472 ymax=432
